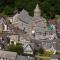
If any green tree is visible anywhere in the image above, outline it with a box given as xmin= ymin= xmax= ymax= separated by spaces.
xmin=38 ymin=47 xmax=45 ymax=54
xmin=7 ymin=43 xmax=23 ymax=55
xmin=0 ymin=0 xmax=60 ymax=19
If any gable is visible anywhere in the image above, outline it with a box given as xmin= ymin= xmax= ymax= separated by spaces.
xmin=24 ymin=44 xmax=33 ymax=52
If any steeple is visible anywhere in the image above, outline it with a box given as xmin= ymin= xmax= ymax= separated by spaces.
xmin=34 ymin=4 xmax=41 ymax=17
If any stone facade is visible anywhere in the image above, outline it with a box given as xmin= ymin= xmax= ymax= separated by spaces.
xmin=0 ymin=50 xmax=17 ymax=60
xmin=0 ymin=4 xmax=60 ymax=52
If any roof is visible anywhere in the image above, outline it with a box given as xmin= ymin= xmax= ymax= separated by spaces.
xmin=0 ymin=50 xmax=17 ymax=60
xmin=17 ymin=56 xmax=31 ymax=60
xmin=55 ymin=43 xmax=60 ymax=51
xmin=20 ymin=9 xmax=33 ymax=24
xmin=51 ymin=54 xmax=60 ymax=59
xmin=48 ymin=19 xmax=56 ymax=25
xmin=23 ymin=43 xmax=33 ymax=52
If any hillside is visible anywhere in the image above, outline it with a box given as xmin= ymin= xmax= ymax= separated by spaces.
xmin=0 ymin=0 xmax=60 ymax=19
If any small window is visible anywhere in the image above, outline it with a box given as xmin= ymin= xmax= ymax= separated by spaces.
xmin=4 ymin=58 xmax=7 ymax=60
xmin=6 ymin=58 xmax=9 ymax=60
xmin=49 ymin=31 xmax=52 ymax=35
xmin=43 ymin=32 xmax=46 ymax=36
xmin=39 ymin=32 xmax=41 ymax=35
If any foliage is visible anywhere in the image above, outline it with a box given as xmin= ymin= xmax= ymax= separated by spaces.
xmin=0 ymin=0 xmax=60 ymax=19
xmin=39 ymin=51 xmax=53 ymax=57
xmin=44 ymin=51 xmax=53 ymax=56
xmin=7 ymin=43 xmax=23 ymax=55
xmin=39 ymin=58 xmax=50 ymax=60
xmin=58 ymin=58 xmax=60 ymax=60
xmin=38 ymin=48 xmax=53 ymax=57
xmin=38 ymin=47 xmax=45 ymax=54
xmin=56 ymin=51 xmax=60 ymax=54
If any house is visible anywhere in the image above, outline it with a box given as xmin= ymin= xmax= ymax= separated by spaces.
xmin=0 ymin=16 xmax=27 ymax=45
xmin=0 ymin=3 xmax=60 ymax=53
xmin=17 ymin=55 xmax=30 ymax=60
xmin=50 ymin=54 xmax=60 ymax=60
xmin=0 ymin=50 xmax=35 ymax=60
xmin=16 ymin=55 xmax=35 ymax=60
xmin=5 ymin=4 xmax=60 ymax=52
xmin=0 ymin=50 xmax=17 ymax=60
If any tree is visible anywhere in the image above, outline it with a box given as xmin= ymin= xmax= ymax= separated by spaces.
xmin=7 ymin=43 xmax=24 ymax=55
xmin=3 ymin=6 xmax=14 ymax=15
xmin=0 ymin=0 xmax=60 ymax=19
xmin=38 ymin=47 xmax=45 ymax=54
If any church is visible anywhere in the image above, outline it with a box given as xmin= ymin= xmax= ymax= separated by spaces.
xmin=0 ymin=4 xmax=60 ymax=53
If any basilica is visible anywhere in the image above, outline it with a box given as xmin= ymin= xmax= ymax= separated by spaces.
xmin=0 ymin=4 xmax=60 ymax=54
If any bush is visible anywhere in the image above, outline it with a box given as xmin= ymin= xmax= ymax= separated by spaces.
xmin=58 ymin=58 xmax=60 ymax=60
xmin=44 ymin=51 xmax=53 ymax=56
xmin=7 ymin=43 xmax=23 ymax=55
xmin=3 ymin=6 xmax=14 ymax=15
xmin=56 ymin=51 xmax=60 ymax=54
xmin=38 ymin=47 xmax=45 ymax=54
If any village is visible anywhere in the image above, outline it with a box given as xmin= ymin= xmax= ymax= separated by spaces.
xmin=0 ymin=3 xmax=60 ymax=60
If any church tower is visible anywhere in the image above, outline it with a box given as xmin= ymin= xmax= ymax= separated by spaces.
xmin=34 ymin=4 xmax=41 ymax=17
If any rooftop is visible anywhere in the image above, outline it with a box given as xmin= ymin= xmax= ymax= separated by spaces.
xmin=0 ymin=50 xmax=17 ymax=60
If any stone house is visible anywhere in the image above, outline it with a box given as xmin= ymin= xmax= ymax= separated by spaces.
xmin=0 ymin=3 xmax=60 ymax=53
xmin=0 ymin=50 xmax=17 ymax=60
xmin=0 ymin=50 xmax=35 ymax=60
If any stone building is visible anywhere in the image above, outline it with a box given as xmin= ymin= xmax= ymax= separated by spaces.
xmin=0 ymin=4 xmax=60 ymax=53
xmin=0 ymin=50 xmax=17 ymax=60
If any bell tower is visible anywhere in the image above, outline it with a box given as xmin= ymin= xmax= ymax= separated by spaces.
xmin=34 ymin=4 xmax=41 ymax=17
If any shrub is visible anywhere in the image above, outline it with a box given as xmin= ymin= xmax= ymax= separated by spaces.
xmin=7 ymin=43 xmax=23 ymax=55
xmin=38 ymin=47 xmax=45 ymax=54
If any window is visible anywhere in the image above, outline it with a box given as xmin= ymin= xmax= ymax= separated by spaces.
xmin=49 ymin=31 xmax=52 ymax=35
xmin=4 ymin=58 xmax=7 ymax=60
xmin=6 ymin=59 xmax=9 ymax=60
xmin=0 ymin=58 xmax=3 ymax=60
xmin=4 ymin=24 xmax=7 ymax=31
xmin=43 ymin=32 xmax=46 ymax=36
xmin=46 ymin=43 xmax=52 ymax=48
xmin=11 ymin=41 xmax=14 ymax=45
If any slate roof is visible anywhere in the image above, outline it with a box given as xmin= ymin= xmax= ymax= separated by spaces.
xmin=17 ymin=56 xmax=32 ymax=60
xmin=55 ymin=43 xmax=60 ymax=51
xmin=0 ymin=16 xmax=26 ymax=34
xmin=48 ymin=19 xmax=56 ymax=25
xmin=23 ymin=43 xmax=34 ymax=52
xmin=51 ymin=54 xmax=60 ymax=59
xmin=19 ymin=9 xmax=33 ymax=24
xmin=0 ymin=50 xmax=17 ymax=60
